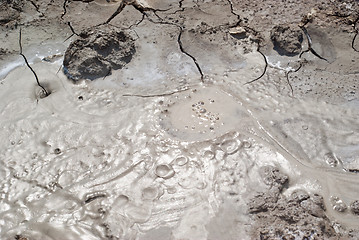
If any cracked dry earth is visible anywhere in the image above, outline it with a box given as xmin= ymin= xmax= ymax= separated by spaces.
xmin=0 ymin=0 xmax=359 ymax=239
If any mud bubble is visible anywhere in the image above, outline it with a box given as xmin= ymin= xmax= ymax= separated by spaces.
xmin=160 ymin=86 xmax=247 ymax=141
xmin=63 ymin=25 xmax=136 ymax=81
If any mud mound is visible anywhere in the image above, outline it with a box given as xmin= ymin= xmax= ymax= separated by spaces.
xmin=270 ymin=24 xmax=303 ymax=56
xmin=63 ymin=25 xmax=136 ymax=81
xmin=249 ymin=166 xmax=341 ymax=239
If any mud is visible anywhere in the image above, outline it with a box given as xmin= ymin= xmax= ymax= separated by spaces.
xmin=0 ymin=0 xmax=359 ymax=239
xmin=248 ymin=166 xmax=342 ymax=239
xmin=270 ymin=24 xmax=303 ymax=56
xmin=63 ymin=25 xmax=136 ymax=81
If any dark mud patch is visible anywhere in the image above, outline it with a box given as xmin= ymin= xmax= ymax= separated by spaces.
xmin=63 ymin=24 xmax=136 ymax=81
xmin=0 ymin=0 xmax=23 ymax=25
xmin=249 ymin=166 xmax=343 ymax=239
xmin=270 ymin=24 xmax=303 ymax=56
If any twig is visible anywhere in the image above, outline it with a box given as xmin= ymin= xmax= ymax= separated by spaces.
xmin=19 ymin=28 xmax=49 ymax=97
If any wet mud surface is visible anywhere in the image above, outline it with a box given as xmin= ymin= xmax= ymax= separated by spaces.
xmin=0 ymin=0 xmax=359 ymax=239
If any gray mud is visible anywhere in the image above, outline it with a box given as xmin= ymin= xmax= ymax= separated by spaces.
xmin=249 ymin=166 xmax=343 ymax=239
xmin=63 ymin=25 xmax=136 ymax=81
xmin=270 ymin=24 xmax=303 ymax=56
xmin=1 ymin=0 xmax=359 ymax=239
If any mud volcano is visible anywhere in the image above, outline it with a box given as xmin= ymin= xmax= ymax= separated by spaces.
xmin=63 ymin=25 xmax=136 ymax=81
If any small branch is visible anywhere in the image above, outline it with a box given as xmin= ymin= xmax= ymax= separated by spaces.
xmin=19 ymin=28 xmax=49 ymax=97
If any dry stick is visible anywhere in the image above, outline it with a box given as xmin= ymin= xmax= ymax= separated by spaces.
xmin=19 ymin=28 xmax=49 ymax=97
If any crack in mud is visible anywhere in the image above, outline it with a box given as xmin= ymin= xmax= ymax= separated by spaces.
xmin=19 ymin=28 xmax=49 ymax=97
xmin=29 ymin=0 xmax=43 ymax=16
xmin=126 ymin=3 xmax=205 ymax=83
xmin=122 ymin=87 xmax=190 ymax=98
xmin=61 ymin=0 xmax=69 ymax=19
xmin=226 ymin=0 xmax=241 ymax=25
xmin=105 ymin=0 xmax=171 ymax=24
xmin=300 ymin=26 xmax=328 ymax=62
xmin=63 ymin=21 xmax=79 ymax=42
xmin=126 ymin=13 xmax=145 ymax=29
xmin=177 ymin=29 xmax=204 ymax=82
xmin=244 ymin=45 xmax=268 ymax=85
xmin=352 ymin=17 xmax=359 ymax=53
xmin=104 ymin=0 xmax=127 ymax=24
xmin=67 ymin=22 xmax=79 ymax=36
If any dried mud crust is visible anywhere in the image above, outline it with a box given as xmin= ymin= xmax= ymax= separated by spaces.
xmin=248 ymin=166 xmax=342 ymax=239
xmin=270 ymin=24 xmax=303 ymax=56
xmin=63 ymin=25 xmax=136 ymax=81
xmin=0 ymin=0 xmax=23 ymax=25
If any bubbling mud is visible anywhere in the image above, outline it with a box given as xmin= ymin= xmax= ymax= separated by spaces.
xmin=160 ymin=86 xmax=249 ymax=141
